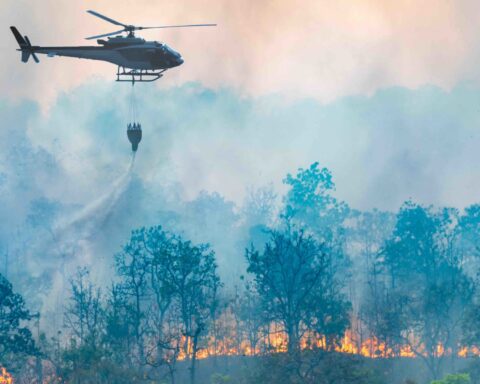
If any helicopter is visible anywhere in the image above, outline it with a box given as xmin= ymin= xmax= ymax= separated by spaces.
xmin=10 ymin=10 xmax=216 ymax=83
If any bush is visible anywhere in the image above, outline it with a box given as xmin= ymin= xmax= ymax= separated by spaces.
xmin=211 ymin=373 xmax=232 ymax=384
xmin=244 ymin=350 xmax=385 ymax=384
xmin=431 ymin=374 xmax=471 ymax=384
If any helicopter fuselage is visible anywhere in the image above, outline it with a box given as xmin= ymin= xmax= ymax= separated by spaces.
xmin=26 ymin=36 xmax=184 ymax=71
xmin=11 ymin=6 xmax=215 ymax=83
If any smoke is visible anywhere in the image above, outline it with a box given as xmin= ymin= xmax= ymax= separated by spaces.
xmin=2 ymin=81 xmax=480 ymax=331
xmin=54 ymin=154 xmax=135 ymax=243
xmin=3 ymin=0 xmax=480 ymax=108
xmin=27 ymin=155 xmax=135 ymax=323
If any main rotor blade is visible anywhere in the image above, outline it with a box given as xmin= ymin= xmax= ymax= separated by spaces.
xmin=140 ymin=24 xmax=217 ymax=30
xmin=87 ymin=10 xmax=126 ymax=27
xmin=85 ymin=29 xmax=126 ymax=40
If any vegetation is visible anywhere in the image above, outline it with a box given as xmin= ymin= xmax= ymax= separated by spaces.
xmin=2 ymin=162 xmax=480 ymax=383
xmin=0 ymin=273 xmax=37 ymax=373
xmin=431 ymin=374 xmax=471 ymax=384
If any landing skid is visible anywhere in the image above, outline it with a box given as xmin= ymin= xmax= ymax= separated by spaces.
xmin=116 ymin=67 xmax=167 ymax=83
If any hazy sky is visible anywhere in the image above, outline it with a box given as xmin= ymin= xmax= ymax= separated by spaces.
xmin=3 ymin=0 xmax=480 ymax=315
xmin=3 ymin=0 xmax=480 ymax=105
xmin=2 ymin=0 xmax=480 ymax=213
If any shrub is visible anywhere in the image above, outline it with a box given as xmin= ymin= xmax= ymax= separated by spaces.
xmin=431 ymin=373 xmax=471 ymax=384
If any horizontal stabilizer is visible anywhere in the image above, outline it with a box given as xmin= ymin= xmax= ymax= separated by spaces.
xmin=21 ymin=51 xmax=30 ymax=63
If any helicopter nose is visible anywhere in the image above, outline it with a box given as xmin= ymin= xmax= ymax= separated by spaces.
xmin=176 ymin=56 xmax=184 ymax=66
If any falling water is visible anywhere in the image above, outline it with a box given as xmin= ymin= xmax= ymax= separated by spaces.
xmin=32 ymin=154 xmax=136 ymax=330
xmin=55 ymin=154 xmax=135 ymax=240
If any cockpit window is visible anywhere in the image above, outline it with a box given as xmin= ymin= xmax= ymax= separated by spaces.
xmin=154 ymin=42 xmax=180 ymax=57
xmin=165 ymin=45 xmax=181 ymax=58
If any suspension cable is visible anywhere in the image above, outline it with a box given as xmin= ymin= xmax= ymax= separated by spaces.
xmin=129 ymin=83 xmax=137 ymax=123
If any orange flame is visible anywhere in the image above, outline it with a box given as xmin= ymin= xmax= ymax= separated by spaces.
xmin=0 ymin=367 xmax=13 ymax=384
xmin=171 ymin=320 xmax=480 ymax=361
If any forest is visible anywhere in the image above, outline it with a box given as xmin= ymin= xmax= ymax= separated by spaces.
xmin=1 ymin=162 xmax=480 ymax=384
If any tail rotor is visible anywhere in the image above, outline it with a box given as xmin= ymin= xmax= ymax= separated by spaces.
xmin=10 ymin=26 xmax=39 ymax=63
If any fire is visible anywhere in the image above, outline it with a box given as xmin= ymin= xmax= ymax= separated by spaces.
xmin=328 ymin=331 xmax=417 ymax=358
xmin=176 ymin=330 xmax=480 ymax=361
xmin=172 ymin=321 xmax=480 ymax=362
xmin=0 ymin=367 xmax=13 ymax=384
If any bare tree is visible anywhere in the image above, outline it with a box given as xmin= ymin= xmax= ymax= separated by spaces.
xmin=115 ymin=229 xmax=152 ymax=363
xmin=161 ymin=235 xmax=220 ymax=384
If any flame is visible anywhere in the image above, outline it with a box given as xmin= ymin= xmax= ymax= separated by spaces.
xmin=169 ymin=319 xmax=480 ymax=362
xmin=175 ymin=329 xmax=480 ymax=361
xmin=0 ymin=367 xmax=13 ymax=384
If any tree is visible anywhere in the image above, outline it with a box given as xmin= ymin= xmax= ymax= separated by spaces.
xmin=64 ymin=268 xmax=103 ymax=349
xmin=134 ymin=226 xmax=179 ymax=382
xmin=116 ymin=226 xmax=221 ymax=384
xmin=61 ymin=268 xmax=107 ymax=382
xmin=160 ymin=234 xmax=221 ymax=384
xmin=103 ymin=283 xmax=136 ymax=367
xmin=182 ymin=191 xmax=241 ymax=278
xmin=246 ymin=227 xmax=350 ymax=352
xmin=281 ymin=163 xmax=351 ymax=349
xmin=242 ymin=185 xmax=277 ymax=229
xmin=115 ymin=228 xmax=152 ymax=363
xmin=372 ymin=202 xmax=474 ymax=379
xmin=459 ymin=205 xmax=480 ymax=252
xmin=241 ymin=185 xmax=277 ymax=255
xmin=0 ymin=272 xmax=37 ymax=371
xmin=232 ymin=279 xmax=266 ymax=355
xmin=283 ymin=162 xmax=349 ymax=242
xmin=352 ymin=210 xmax=396 ymax=356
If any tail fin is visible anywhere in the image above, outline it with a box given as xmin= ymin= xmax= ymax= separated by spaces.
xmin=10 ymin=26 xmax=27 ymax=47
xmin=10 ymin=26 xmax=39 ymax=63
